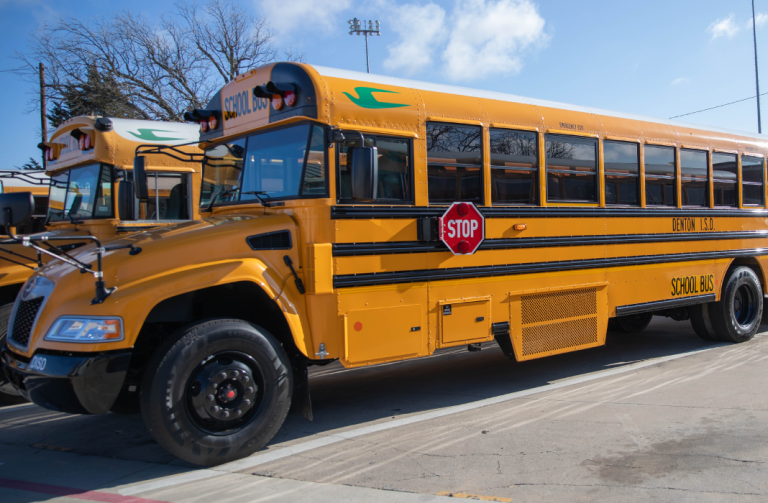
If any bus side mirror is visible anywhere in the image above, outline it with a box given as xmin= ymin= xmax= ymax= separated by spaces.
xmin=0 ymin=192 xmax=34 ymax=228
xmin=133 ymin=156 xmax=149 ymax=202
xmin=349 ymin=147 xmax=378 ymax=202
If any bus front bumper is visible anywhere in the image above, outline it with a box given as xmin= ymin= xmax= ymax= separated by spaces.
xmin=1 ymin=345 xmax=131 ymax=414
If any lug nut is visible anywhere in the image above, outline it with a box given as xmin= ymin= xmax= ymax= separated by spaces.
xmin=206 ymin=394 xmax=214 ymax=402
xmin=211 ymin=406 xmax=220 ymax=413
xmin=243 ymin=399 xmax=251 ymax=406
xmin=211 ymin=383 xmax=218 ymax=389
xmin=222 ymin=410 xmax=230 ymax=418
xmin=235 ymin=409 xmax=242 ymax=416
xmin=240 ymin=375 xmax=249 ymax=383
xmin=219 ymin=372 xmax=227 ymax=380
xmin=231 ymin=370 xmax=239 ymax=378
xmin=245 ymin=387 xmax=254 ymax=394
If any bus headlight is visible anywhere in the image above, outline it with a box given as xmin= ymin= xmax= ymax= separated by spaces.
xmin=45 ymin=317 xmax=124 ymax=343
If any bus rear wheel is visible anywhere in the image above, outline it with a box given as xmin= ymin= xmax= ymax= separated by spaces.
xmin=612 ymin=313 xmax=653 ymax=333
xmin=140 ymin=319 xmax=293 ymax=466
xmin=0 ymin=303 xmax=27 ymax=404
xmin=709 ymin=267 xmax=763 ymax=343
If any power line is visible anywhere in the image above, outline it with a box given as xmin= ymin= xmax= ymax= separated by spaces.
xmin=669 ymin=92 xmax=768 ymax=120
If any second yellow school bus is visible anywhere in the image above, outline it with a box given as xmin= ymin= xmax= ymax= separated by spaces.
xmin=0 ymin=116 xmax=202 ymax=403
xmin=3 ymin=63 xmax=768 ymax=465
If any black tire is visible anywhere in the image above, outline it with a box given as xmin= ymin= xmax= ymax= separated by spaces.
xmin=0 ymin=303 xmax=27 ymax=405
xmin=710 ymin=267 xmax=763 ymax=343
xmin=140 ymin=319 xmax=293 ymax=466
xmin=689 ymin=303 xmax=719 ymax=341
xmin=614 ymin=313 xmax=653 ymax=333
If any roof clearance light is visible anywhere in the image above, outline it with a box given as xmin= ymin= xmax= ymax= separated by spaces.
xmin=271 ymin=94 xmax=284 ymax=111
xmin=208 ymin=116 xmax=218 ymax=130
xmin=200 ymin=120 xmax=209 ymax=133
xmin=284 ymin=91 xmax=297 ymax=107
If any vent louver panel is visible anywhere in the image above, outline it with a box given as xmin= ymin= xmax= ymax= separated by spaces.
xmin=516 ymin=287 xmax=600 ymax=360
xmin=246 ymin=231 xmax=292 ymax=250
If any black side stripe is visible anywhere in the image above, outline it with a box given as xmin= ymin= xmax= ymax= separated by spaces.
xmin=333 ymin=231 xmax=768 ymax=257
xmin=333 ymin=248 xmax=767 ymax=288
xmin=616 ymin=294 xmax=716 ymax=316
xmin=331 ymin=206 xmax=768 ymax=219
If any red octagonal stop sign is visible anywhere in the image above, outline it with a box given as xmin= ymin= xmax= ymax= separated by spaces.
xmin=438 ymin=202 xmax=485 ymax=255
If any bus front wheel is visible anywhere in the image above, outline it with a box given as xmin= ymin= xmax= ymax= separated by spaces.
xmin=0 ymin=303 xmax=27 ymax=404
xmin=709 ymin=267 xmax=763 ymax=343
xmin=140 ymin=319 xmax=293 ymax=466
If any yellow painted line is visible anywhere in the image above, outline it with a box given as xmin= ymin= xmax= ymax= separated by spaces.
xmin=437 ymin=492 xmax=512 ymax=502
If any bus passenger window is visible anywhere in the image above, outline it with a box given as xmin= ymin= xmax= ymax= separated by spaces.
xmin=337 ymin=135 xmax=412 ymax=204
xmin=680 ymin=149 xmax=708 ymax=207
xmin=644 ymin=145 xmax=676 ymax=207
xmin=144 ymin=173 xmax=189 ymax=220
xmin=427 ymin=123 xmax=483 ymax=204
xmin=490 ymin=129 xmax=538 ymax=205
xmin=604 ymin=141 xmax=639 ymax=205
xmin=545 ymin=135 xmax=597 ymax=203
xmin=741 ymin=155 xmax=764 ymax=206
xmin=712 ymin=153 xmax=738 ymax=207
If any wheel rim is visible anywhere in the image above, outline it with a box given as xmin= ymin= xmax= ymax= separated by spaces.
xmin=185 ymin=351 xmax=265 ymax=435
xmin=733 ymin=284 xmax=757 ymax=328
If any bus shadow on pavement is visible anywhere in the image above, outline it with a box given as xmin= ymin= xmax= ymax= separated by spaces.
xmin=0 ymin=317 xmax=758 ymax=468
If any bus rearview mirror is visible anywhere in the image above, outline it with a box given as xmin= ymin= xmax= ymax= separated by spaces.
xmin=349 ymin=147 xmax=378 ymax=202
xmin=0 ymin=192 xmax=34 ymax=228
xmin=133 ymin=156 xmax=149 ymax=202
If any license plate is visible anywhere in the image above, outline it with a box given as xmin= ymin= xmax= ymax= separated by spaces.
xmin=29 ymin=355 xmax=47 ymax=372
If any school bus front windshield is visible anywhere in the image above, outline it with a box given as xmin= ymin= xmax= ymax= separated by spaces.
xmin=201 ymin=123 xmax=326 ymax=208
xmin=47 ymin=163 xmax=113 ymax=222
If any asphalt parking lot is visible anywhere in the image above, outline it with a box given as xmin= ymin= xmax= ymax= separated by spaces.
xmin=1 ymin=316 xmax=767 ymax=502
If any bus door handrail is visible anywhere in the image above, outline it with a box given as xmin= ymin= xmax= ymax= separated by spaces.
xmin=0 ymin=171 xmax=50 ymax=186
xmin=134 ymin=144 xmax=205 ymax=164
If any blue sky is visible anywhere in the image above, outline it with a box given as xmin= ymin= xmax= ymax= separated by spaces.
xmin=2 ymin=0 xmax=768 ymax=169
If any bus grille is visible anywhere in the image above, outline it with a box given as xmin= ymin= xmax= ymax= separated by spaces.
xmin=10 ymin=298 xmax=44 ymax=348
xmin=520 ymin=287 xmax=598 ymax=358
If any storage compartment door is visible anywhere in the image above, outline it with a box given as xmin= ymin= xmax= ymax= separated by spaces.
xmin=345 ymin=305 xmax=423 ymax=365
xmin=440 ymin=297 xmax=492 ymax=346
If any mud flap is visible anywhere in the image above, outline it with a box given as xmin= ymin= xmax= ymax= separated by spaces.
xmin=492 ymin=322 xmax=515 ymax=361
xmin=289 ymin=359 xmax=313 ymax=421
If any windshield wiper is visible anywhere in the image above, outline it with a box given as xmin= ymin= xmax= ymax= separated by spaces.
xmin=206 ymin=187 xmax=238 ymax=212
xmin=206 ymin=190 xmax=272 ymax=212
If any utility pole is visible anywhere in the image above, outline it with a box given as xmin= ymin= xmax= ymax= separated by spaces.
xmin=753 ymin=0 xmax=762 ymax=133
xmin=348 ymin=18 xmax=381 ymax=73
xmin=39 ymin=62 xmax=47 ymax=170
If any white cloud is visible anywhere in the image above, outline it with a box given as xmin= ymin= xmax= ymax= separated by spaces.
xmin=256 ymin=0 xmax=352 ymax=35
xmin=747 ymin=13 xmax=768 ymax=28
xmin=708 ymin=14 xmax=740 ymax=39
xmin=383 ymin=3 xmax=447 ymax=75
xmin=671 ymin=77 xmax=689 ymax=86
xmin=441 ymin=0 xmax=548 ymax=81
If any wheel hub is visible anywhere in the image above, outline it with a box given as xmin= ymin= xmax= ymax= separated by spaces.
xmin=187 ymin=354 xmax=260 ymax=428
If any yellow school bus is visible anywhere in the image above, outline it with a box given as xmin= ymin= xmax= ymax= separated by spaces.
xmin=0 ymin=116 xmax=202 ymax=403
xmin=0 ymin=171 xmax=50 ymax=235
xmin=3 ymin=63 xmax=768 ymax=465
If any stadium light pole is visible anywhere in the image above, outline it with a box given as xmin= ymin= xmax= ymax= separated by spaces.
xmin=348 ymin=18 xmax=381 ymax=73
xmin=753 ymin=0 xmax=762 ymax=133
